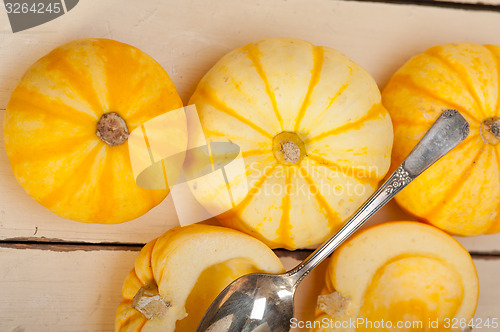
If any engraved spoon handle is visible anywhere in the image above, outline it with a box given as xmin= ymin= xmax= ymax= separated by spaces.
xmin=288 ymin=110 xmax=469 ymax=286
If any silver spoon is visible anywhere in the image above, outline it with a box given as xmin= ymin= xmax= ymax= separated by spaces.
xmin=197 ymin=109 xmax=469 ymax=332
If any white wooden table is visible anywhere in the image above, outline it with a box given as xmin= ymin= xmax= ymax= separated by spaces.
xmin=1 ymin=0 xmax=500 ymax=331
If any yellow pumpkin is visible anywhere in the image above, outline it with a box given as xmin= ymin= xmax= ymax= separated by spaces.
xmin=3 ymin=38 xmax=183 ymax=223
xmin=115 ymin=224 xmax=284 ymax=331
xmin=189 ymin=38 xmax=393 ymax=250
xmin=382 ymin=43 xmax=500 ymax=236
xmin=313 ymin=222 xmax=478 ymax=332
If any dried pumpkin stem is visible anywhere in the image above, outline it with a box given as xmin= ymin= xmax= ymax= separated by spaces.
xmin=489 ymin=121 xmax=500 ymax=138
xmin=132 ymin=284 xmax=171 ymax=320
xmin=272 ymin=132 xmax=306 ymax=165
xmin=480 ymin=117 xmax=500 ymax=145
xmin=317 ymin=291 xmax=350 ymax=318
xmin=96 ymin=112 xmax=129 ymax=146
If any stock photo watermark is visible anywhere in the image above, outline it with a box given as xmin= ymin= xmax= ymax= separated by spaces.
xmin=3 ymin=0 xmax=79 ymax=32
xmin=291 ymin=317 xmax=499 ymax=330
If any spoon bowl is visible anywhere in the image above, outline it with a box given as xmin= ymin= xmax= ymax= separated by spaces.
xmin=198 ymin=273 xmax=295 ymax=332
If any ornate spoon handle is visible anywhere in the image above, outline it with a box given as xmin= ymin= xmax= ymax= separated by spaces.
xmin=288 ymin=109 xmax=469 ymax=286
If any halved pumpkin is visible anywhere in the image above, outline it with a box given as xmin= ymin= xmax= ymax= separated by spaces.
xmin=115 ymin=224 xmax=284 ymax=331
xmin=313 ymin=222 xmax=478 ymax=331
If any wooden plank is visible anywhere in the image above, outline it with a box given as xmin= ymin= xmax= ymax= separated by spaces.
xmin=0 ymin=246 xmax=498 ymax=332
xmin=1 ymin=0 xmax=500 ymax=251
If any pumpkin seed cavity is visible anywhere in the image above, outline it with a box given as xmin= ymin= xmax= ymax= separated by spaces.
xmin=96 ymin=112 xmax=129 ymax=146
xmin=480 ymin=117 xmax=500 ymax=145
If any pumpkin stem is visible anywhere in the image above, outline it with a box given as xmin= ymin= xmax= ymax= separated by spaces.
xmin=272 ymin=132 xmax=306 ymax=165
xmin=96 ymin=112 xmax=129 ymax=146
xmin=480 ymin=117 xmax=500 ymax=145
xmin=281 ymin=142 xmax=301 ymax=163
xmin=317 ymin=291 xmax=350 ymax=318
xmin=132 ymin=284 xmax=171 ymax=319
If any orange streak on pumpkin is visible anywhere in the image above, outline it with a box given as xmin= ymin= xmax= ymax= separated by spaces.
xmin=45 ymin=48 xmax=104 ymax=118
xmin=200 ymin=128 xmax=225 ymax=137
xmin=39 ymin=143 xmax=103 ymax=210
xmin=299 ymin=166 xmax=342 ymax=229
xmin=424 ymin=47 xmax=487 ymax=119
xmin=100 ymin=40 xmax=141 ymax=118
xmin=323 ymin=82 xmax=350 ymax=116
xmin=276 ymin=167 xmax=293 ymax=246
xmin=484 ymin=45 xmax=500 ymax=117
xmin=294 ymin=46 xmax=325 ymax=132
xmin=125 ymin=89 xmax=183 ymax=132
xmin=300 ymin=66 xmax=353 ymax=137
xmin=305 ymin=102 xmax=386 ymax=144
xmin=242 ymin=149 xmax=272 ymax=158
xmin=391 ymin=117 xmax=482 ymax=132
xmin=423 ymin=139 xmax=486 ymax=220
xmin=306 ymin=154 xmax=380 ymax=186
xmin=386 ymin=73 xmax=481 ymax=124
xmin=93 ymin=39 xmax=182 ymax=130
xmin=390 ymin=117 xmax=432 ymax=128
xmin=96 ymin=146 xmax=115 ymax=221
xmin=9 ymin=86 xmax=97 ymax=125
xmin=232 ymin=163 xmax=278 ymax=215
xmin=196 ymin=86 xmax=273 ymax=140
xmin=246 ymin=44 xmax=284 ymax=131
xmin=160 ymin=158 xmax=170 ymax=190
xmin=8 ymin=134 xmax=96 ymax=165
xmin=489 ymin=145 xmax=500 ymax=234
xmin=140 ymin=124 xmax=156 ymax=164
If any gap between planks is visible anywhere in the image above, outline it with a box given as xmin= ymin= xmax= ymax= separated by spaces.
xmin=348 ymin=0 xmax=500 ymax=12
xmin=1 ymin=241 xmax=500 ymax=260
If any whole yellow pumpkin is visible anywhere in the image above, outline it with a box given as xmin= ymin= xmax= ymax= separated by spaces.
xmin=313 ymin=222 xmax=478 ymax=331
xmin=115 ymin=224 xmax=284 ymax=331
xmin=382 ymin=42 xmax=500 ymax=236
xmin=3 ymin=39 xmax=183 ymax=223
xmin=189 ymin=38 xmax=393 ymax=249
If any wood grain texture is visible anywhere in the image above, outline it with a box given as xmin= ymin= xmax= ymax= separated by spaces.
xmin=0 ymin=247 xmax=498 ymax=332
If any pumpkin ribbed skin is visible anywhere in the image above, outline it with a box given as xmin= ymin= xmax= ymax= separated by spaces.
xmin=189 ymin=38 xmax=393 ymax=249
xmin=3 ymin=39 xmax=183 ymax=223
xmin=115 ymin=224 xmax=284 ymax=332
xmin=313 ymin=222 xmax=478 ymax=332
xmin=382 ymin=43 xmax=500 ymax=236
